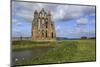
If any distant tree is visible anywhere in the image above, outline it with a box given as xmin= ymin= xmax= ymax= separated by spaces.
xmin=20 ymin=36 xmax=22 ymax=40
xmin=89 ymin=37 xmax=96 ymax=39
xmin=81 ymin=36 xmax=87 ymax=39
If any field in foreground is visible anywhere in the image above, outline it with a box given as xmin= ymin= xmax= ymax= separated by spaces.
xmin=12 ymin=39 xmax=96 ymax=66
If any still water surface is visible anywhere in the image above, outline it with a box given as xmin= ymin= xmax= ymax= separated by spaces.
xmin=12 ymin=46 xmax=53 ymax=66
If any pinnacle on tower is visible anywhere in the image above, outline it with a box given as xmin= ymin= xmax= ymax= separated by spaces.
xmin=34 ymin=10 xmax=38 ymax=14
xmin=48 ymin=10 xmax=51 ymax=16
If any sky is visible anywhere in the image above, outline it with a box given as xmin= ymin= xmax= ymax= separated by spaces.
xmin=12 ymin=1 xmax=96 ymax=38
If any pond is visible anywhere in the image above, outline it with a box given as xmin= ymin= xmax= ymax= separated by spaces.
xmin=12 ymin=46 xmax=53 ymax=66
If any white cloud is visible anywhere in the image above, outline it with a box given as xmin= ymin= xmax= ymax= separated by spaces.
xmin=12 ymin=1 xmax=95 ymax=23
xmin=76 ymin=18 xmax=88 ymax=25
xmin=12 ymin=18 xmax=23 ymax=26
xmin=12 ymin=18 xmax=18 ymax=23
xmin=53 ymin=5 xmax=95 ymax=22
xmin=12 ymin=1 xmax=96 ymax=38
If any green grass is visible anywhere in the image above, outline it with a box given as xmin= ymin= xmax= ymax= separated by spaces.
xmin=12 ymin=39 xmax=96 ymax=66
xmin=12 ymin=40 xmax=56 ymax=51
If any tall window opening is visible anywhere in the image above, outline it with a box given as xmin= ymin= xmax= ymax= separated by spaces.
xmin=46 ymin=22 xmax=48 ymax=28
xmin=46 ymin=30 xmax=47 ymax=38
xmin=38 ymin=19 xmax=40 ymax=30
xmin=51 ymin=32 xmax=53 ymax=38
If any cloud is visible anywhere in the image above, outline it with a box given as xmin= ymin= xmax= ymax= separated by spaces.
xmin=12 ymin=1 xmax=57 ymax=22
xmin=12 ymin=18 xmax=23 ymax=27
xmin=12 ymin=1 xmax=96 ymax=38
xmin=76 ymin=18 xmax=88 ymax=25
xmin=12 ymin=18 xmax=18 ymax=23
xmin=53 ymin=5 xmax=95 ymax=22
xmin=12 ymin=1 xmax=95 ymax=23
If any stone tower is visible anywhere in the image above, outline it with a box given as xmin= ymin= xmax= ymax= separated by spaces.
xmin=32 ymin=8 xmax=56 ymax=40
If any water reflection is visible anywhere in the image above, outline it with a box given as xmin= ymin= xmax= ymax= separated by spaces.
xmin=12 ymin=46 xmax=53 ymax=66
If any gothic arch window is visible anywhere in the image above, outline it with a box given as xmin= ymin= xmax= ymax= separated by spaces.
xmin=51 ymin=32 xmax=53 ymax=38
xmin=46 ymin=22 xmax=48 ymax=28
xmin=42 ymin=11 xmax=44 ymax=18
xmin=42 ymin=19 xmax=44 ymax=24
xmin=45 ymin=18 xmax=48 ymax=28
xmin=46 ymin=30 xmax=47 ymax=38
xmin=38 ymin=18 xmax=40 ymax=30
xmin=42 ymin=19 xmax=45 ymax=29
xmin=42 ymin=14 xmax=44 ymax=18
xmin=51 ymin=23 xmax=53 ymax=27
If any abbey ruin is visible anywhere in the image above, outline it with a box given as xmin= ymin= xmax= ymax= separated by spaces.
xmin=32 ymin=8 xmax=56 ymax=40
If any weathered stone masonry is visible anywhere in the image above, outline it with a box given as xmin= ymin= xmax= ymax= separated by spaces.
xmin=32 ymin=8 xmax=56 ymax=40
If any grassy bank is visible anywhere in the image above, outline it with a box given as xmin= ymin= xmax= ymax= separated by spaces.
xmin=12 ymin=39 xmax=96 ymax=66
xmin=12 ymin=40 xmax=57 ymax=51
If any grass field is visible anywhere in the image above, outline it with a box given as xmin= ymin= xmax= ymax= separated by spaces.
xmin=12 ymin=39 xmax=96 ymax=66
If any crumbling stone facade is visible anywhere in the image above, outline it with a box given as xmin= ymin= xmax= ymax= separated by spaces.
xmin=32 ymin=8 xmax=56 ymax=40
